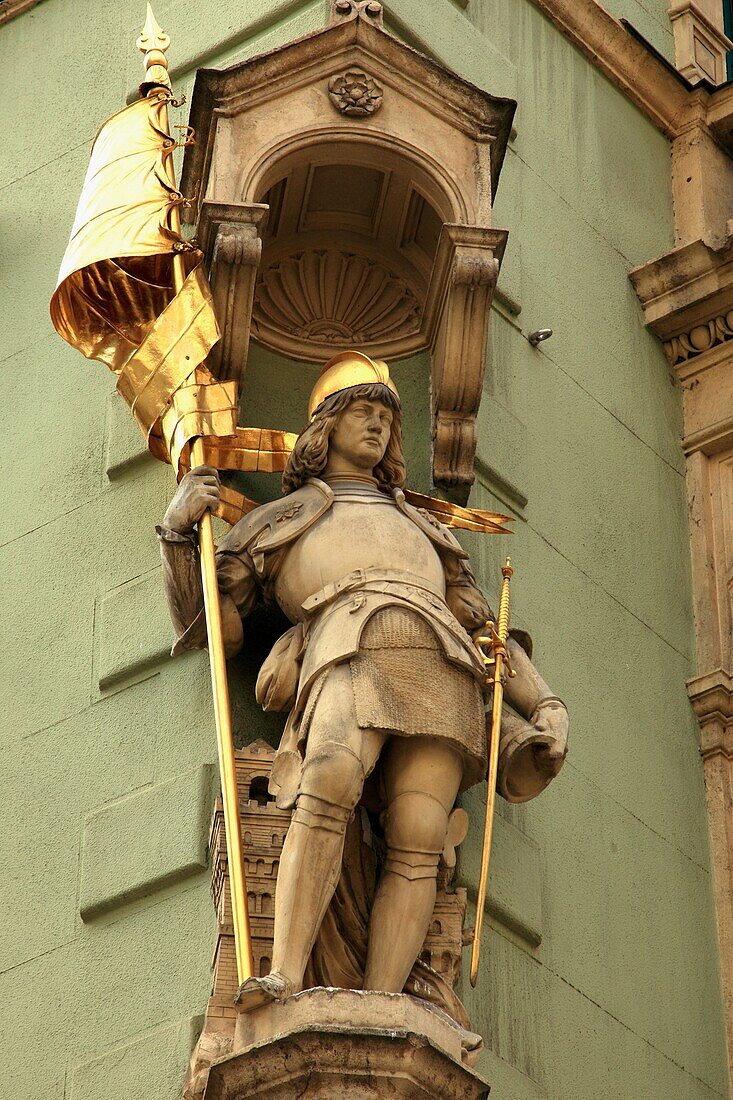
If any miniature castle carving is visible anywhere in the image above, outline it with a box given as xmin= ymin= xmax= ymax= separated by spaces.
xmin=186 ymin=739 xmax=470 ymax=1099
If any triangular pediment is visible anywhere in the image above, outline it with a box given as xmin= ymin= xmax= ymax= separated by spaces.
xmin=181 ymin=17 xmax=515 ymax=208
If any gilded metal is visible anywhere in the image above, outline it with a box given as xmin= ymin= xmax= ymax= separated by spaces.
xmin=137 ymin=2 xmax=172 ymax=91
xmin=401 ymin=489 xmax=512 ymax=536
xmin=470 ymin=556 xmax=515 ymax=987
xmin=308 ymin=351 xmax=397 ymax=418
xmin=151 ymin=10 xmax=254 ymax=985
xmin=50 ymin=4 xmax=255 ymax=984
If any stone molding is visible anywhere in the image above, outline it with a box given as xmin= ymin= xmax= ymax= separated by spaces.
xmin=526 ymin=0 xmax=733 ymax=177
xmin=197 ymin=201 xmax=269 ymax=387
xmin=205 ymin=990 xmax=491 ymax=1099
xmin=0 ymin=0 xmax=42 ymax=26
xmin=664 ymin=307 xmax=733 ymax=365
xmin=630 ymin=235 xmax=733 ymax=338
xmin=669 ymin=2 xmax=733 ymax=86
xmin=524 ymin=0 xmax=690 ymax=137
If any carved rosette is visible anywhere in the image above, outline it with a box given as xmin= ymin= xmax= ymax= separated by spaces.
xmin=253 ymin=250 xmax=421 ymax=353
xmin=328 ymin=69 xmax=383 ymax=116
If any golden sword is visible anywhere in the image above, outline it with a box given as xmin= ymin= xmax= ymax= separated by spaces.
xmin=470 ymin=556 xmax=515 ymax=986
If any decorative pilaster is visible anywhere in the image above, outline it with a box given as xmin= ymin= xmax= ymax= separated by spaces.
xmin=632 ymin=232 xmax=733 ymax=1082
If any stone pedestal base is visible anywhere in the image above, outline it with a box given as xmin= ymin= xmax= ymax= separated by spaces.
xmin=203 ymin=988 xmax=490 ymax=1099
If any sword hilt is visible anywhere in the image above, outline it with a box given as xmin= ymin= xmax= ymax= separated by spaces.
xmin=496 ymin=556 xmax=513 ymax=643
xmin=474 ymin=557 xmax=515 ymax=684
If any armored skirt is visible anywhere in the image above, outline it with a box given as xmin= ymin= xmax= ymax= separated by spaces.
xmin=299 ymin=605 xmax=487 ymax=791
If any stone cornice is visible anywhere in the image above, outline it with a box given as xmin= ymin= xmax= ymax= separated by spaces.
xmin=528 ymin=0 xmax=733 ymax=157
xmin=0 ymin=0 xmax=43 ymax=26
xmin=629 ymin=235 xmax=733 ymax=340
xmin=525 ymin=0 xmax=691 ymax=137
xmin=708 ymin=82 xmax=733 ymax=148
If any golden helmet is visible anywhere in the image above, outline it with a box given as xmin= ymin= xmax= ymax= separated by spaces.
xmin=307 ymin=351 xmax=399 ymax=420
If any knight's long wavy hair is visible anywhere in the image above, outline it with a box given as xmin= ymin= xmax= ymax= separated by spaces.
xmin=282 ymin=383 xmax=406 ymax=495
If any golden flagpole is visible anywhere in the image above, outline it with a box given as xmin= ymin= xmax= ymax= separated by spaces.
xmin=470 ymin=557 xmax=514 ymax=986
xmin=137 ymin=5 xmax=254 ymax=985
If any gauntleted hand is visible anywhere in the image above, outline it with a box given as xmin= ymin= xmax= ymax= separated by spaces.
xmin=531 ymin=699 xmax=569 ymax=778
xmin=163 ymin=465 xmax=221 ymax=534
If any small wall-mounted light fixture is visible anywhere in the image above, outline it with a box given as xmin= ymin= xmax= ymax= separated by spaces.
xmin=528 ymin=328 xmax=553 ymax=347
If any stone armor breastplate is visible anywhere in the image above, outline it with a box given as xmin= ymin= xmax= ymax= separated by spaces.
xmin=274 ymin=481 xmax=445 ymax=623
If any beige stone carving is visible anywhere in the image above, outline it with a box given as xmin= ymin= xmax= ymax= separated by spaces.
xmin=185 ymin=741 xmax=473 ymax=1099
xmin=254 ymin=250 xmax=421 ymax=352
xmin=180 ymin=13 xmax=514 ymax=491
xmin=669 ymin=2 xmax=733 ymax=86
xmin=664 ymin=308 xmax=733 ymax=364
xmin=195 ymin=201 xmax=268 ymax=387
xmin=429 ymin=226 xmax=504 ymax=492
xmin=328 ymin=69 xmax=383 ymax=116
xmin=329 ymin=0 xmax=385 ymax=27
xmin=161 ymin=358 xmax=568 ymax=1093
xmin=207 ymin=989 xmax=491 ymax=1099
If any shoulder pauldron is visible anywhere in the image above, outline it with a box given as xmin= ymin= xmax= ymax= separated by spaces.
xmin=217 ymin=480 xmax=333 ymax=566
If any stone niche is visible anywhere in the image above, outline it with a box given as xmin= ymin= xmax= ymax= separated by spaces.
xmin=181 ymin=0 xmax=515 ymax=499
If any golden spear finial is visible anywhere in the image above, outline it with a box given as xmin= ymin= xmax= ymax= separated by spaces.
xmin=136 ymin=3 xmax=171 ymax=91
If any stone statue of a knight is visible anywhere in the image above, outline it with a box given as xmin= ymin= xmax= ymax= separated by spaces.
xmin=158 ymin=351 xmax=568 ymax=1044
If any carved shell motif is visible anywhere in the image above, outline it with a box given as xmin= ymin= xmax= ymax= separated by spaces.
xmin=253 ymin=250 xmax=421 ymax=348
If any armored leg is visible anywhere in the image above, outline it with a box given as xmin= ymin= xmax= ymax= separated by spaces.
xmin=364 ymin=736 xmax=463 ymax=994
xmin=238 ymin=666 xmax=385 ymax=1009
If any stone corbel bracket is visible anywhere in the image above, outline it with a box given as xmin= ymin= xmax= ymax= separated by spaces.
xmin=426 ymin=225 xmax=507 ymax=499
xmin=197 ymin=200 xmax=269 ymax=387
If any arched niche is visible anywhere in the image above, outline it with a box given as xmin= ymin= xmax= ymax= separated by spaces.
xmin=182 ymin=1 xmax=515 ymax=498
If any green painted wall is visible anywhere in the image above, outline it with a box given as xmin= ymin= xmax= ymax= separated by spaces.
xmin=0 ymin=1 xmax=728 ymax=1098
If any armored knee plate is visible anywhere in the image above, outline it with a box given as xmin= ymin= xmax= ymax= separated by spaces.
xmin=295 ymin=740 xmax=366 ymax=833
xmin=383 ymin=791 xmax=449 ymax=882
xmin=300 ymin=739 xmax=366 ymax=808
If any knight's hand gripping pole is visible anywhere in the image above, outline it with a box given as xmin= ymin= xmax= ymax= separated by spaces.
xmin=470 ymin=557 xmax=514 ymax=987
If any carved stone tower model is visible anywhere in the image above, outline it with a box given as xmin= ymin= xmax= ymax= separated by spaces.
xmin=187 ymin=742 xmax=473 ymax=1098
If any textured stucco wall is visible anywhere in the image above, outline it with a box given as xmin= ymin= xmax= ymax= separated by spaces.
xmin=0 ymin=1 xmax=728 ymax=1098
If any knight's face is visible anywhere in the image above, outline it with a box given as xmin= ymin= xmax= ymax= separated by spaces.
xmin=328 ymin=396 xmax=393 ymax=471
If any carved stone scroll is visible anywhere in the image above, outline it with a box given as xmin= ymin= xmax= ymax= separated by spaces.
xmin=197 ymin=201 xmax=268 ymax=387
xmin=426 ymin=225 xmax=507 ymax=498
xmin=329 ymin=0 xmax=384 ymax=27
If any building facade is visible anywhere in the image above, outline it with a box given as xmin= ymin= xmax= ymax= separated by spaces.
xmin=1 ymin=0 xmax=732 ymax=1097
